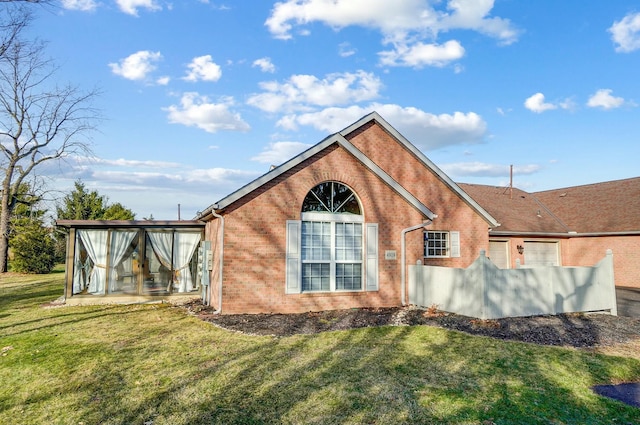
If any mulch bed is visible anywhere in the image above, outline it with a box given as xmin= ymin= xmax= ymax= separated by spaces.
xmin=184 ymin=303 xmax=640 ymax=349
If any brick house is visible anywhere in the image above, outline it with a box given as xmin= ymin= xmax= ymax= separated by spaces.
xmin=196 ymin=112 xmax=498 ymax=314
xmin=57 ymin=112 xmax=497 ymax=310
xmin=57 ymin=111 xmax=638 ymax=312
xmin=460 ymin=178 xmax=640 ymax=289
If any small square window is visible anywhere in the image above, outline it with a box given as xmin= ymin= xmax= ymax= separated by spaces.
xmin=424 ymin=231 xmax=450 ymax=258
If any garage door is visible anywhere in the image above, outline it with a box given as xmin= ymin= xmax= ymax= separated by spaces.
xmin=488 ymin=241 xmax=509 ymax=269
xmin=524 ymin=241 xmax=559 ymax=266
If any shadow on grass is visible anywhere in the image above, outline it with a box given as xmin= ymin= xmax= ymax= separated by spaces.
xmin=73 ymin=324 xmax=640 ymax=425
xmin=3 ymin=274 xmax=640 ymax=424
xmin=0 ymin=281 xmax=63 ymax=311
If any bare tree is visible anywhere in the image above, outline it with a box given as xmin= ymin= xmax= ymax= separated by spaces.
xmin=0 ymin=34 xmax=100 ymax=272
xmin=0 ymin=2 xmax=52 ymax=57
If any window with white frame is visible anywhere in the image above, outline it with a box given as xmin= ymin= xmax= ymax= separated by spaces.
xmin=300 ymin=182 xmax=363 ymax=292
xmin=286 ymin=182 xmax=379 ymax=294
xmin=423 ymin=230 xmax=460 ymax=258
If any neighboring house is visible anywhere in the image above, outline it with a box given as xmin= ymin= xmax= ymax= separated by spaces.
xmin=56 ymin=111 xmax=638 ymax=313
xmin=460 ymin=178 xmax=640 ymax=289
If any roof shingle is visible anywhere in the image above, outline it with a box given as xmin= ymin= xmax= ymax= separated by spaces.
xmin=459 ymin=177 xmax=640 ymax=234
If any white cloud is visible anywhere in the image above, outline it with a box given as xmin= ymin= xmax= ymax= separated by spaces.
xmin=265 ymin=0 xmax=518 ymax=67
xmin=524 ymin=92 xmax=560 ymax=113
xmin=55 ymin=154 xmax=262 ymax=219
xmin=109 ymin=50 xmax=162 ymax=81
xmin=247 ymin=70 xmax=382 ymax=113
xmin=115 ymin=0 xmax=161 ymax=16
xmin=251 ymin=141 xmax=313 ymax=164
xmin=86 ymin=157 xmax=183 ymax=168
xmin=338 ymin=42 xmax=357 ymax=57
xmin=156 ymin=76 xmax=171 ymax=85
xmin=183 ymin=55 xmax=222 ymax=82
xmin=437 ymin=0 xmax=519 ymax=45
xmin=61 ymin=0 xmax=98 ymax=12
xmin=277 ymin=104 xmax=487 ymax=150
xmin=252 ymin=57 xmax=276 ymax=73
xmin=62 ymin=155 xmax=258 ymax=188
xmin=441 ymin=162 xmax=541 ymax=177
xmin=609 ymin=12 xmax=640 ymax=53
xmin=379 ymin=40 xmax=465 ymax=68
xmin=587 ymin=89 xmax=625 ymax=110
xmin=163 ymin=92 xmax=250 ymax=133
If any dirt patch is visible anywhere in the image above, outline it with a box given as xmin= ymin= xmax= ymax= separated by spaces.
xmin=185 ymin=303 xmax=640 ymax=356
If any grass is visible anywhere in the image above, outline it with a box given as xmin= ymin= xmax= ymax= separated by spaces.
xmin=1 ymin=270 xmax=640 ymax=424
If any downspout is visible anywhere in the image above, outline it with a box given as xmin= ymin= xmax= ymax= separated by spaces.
xmin=401 ymin=220 xmax=432 ymax=306
xmin=210 ymin=209 xmax=224 ymax=313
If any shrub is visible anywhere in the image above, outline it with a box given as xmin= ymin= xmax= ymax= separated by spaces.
xmin=9 ymin=218 xmax=57 ymax=274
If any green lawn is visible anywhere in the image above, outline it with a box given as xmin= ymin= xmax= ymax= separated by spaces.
xmin=1 ymin=270 xmax=640 ymax=425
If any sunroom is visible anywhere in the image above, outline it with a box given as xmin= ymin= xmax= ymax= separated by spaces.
xmin=56 ymin=220 xmax=207 ymax=305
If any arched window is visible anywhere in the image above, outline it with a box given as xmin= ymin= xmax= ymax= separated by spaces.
xmin=301 ymin=181 xmax=361 ymax=215
xmin=300 ymin=182 xmax=363 ymax=292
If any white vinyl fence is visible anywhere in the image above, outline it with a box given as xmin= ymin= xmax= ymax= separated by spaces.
xmin=408 ymin=250 xmax=617 ymax=319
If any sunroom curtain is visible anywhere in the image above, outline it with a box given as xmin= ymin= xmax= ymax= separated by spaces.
xmin=107 ymin=231 xmax=137 ymax=292
xmin=147 ymin=231 xmax=200 ymax=293
xmin=78 ymin=230 xmax=109 ymax=295
xmin=73 ymin=241 xmax=88 ymax=294
xmin=147 ymin=231 xmax=175 ymax=293
xmin=173 ymin=232 xmax=201 ymax=292
xmin=147 ymin=231 xmax=173 ymax=268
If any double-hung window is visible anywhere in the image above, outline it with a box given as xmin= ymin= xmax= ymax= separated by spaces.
xmin=301 ymin=216 xmax=363 ymax=291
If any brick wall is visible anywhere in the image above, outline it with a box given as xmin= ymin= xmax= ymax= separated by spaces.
xmin=563 ymin=236 xmax=639 ymax=288
xmin=209 ymin=121 xmax=492 ymax=314
xmin=345 ymin=120 xmax=490 ymax=268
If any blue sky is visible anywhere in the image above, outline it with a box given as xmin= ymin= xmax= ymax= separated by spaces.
xmin=27 ymin=0 xmax=640 ymax=220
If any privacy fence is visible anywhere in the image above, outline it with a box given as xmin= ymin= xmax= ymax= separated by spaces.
xmin=408 ymin=250 xmax=617 ymax=320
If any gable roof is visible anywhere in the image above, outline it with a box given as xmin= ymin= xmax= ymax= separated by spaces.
xmin=197 ymin=118 xmax=436 ymax=220
xmin=197 ymin=112 xmax=498 ymax=227
xmin=342 ymin=112 xmax=498 ymax=227
xmin=460 ymin=176 xmax=640 ymax=235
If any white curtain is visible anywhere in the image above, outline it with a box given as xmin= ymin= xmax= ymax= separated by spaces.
xmin=147 ymin=231 xmax=200 ymax=293
xmin=147 ymin=231 xmax=174 ymax=291
xmin=78 ymin=230 xmax=109 ymax=295
xmin=108 ymin=231 xmax=137 ymax=292
xmin=72 ymin=240 xmax=88 ymax=294
xmin=173 ymin=232 xmax=201 ymax=292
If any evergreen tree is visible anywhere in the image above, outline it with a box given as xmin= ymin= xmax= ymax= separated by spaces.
xmin=10 ymin=216 xmax=56 ymax=273
xmin=55 ymin=180 xmax=108 ymax=220
xmin=56 ymin=180 xmax=136 ymax=220
xmin=104 ymin=202 xmax=135 ymax=220
xmin=7 ymin=183 xmax=56 ymax=273
xmin=54 ymin=180 xmax=136 ymax=261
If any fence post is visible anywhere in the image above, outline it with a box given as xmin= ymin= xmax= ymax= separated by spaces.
xmin=478 ymin=250 xmax=488 ymax=319
xmin=606 ymin=249 xmax=617 ymax=316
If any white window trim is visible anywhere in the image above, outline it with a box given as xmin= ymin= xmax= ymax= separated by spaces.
xmin=424 ymin=230 xmax=460 ymax=258
xmin=286 ymin=219 xmax=379 ymax=294
xmin=301 ymin=219 xmax=363 ymax=292
xmin=301 ymin=211 xmax=364 ymax=222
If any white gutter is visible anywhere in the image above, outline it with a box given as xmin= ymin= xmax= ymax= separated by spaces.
xmin=401 ymin=220 xmax=432 ymax=306
xmin=210 ymin=209 xmax=225 ymax=313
